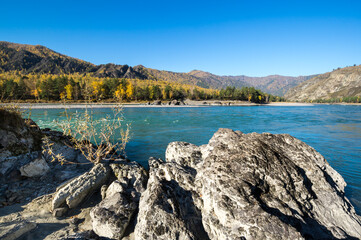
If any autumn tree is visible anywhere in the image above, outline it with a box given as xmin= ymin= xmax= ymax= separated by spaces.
xmin=65 ymin=84 xmax=73 ymax=100
xmin=126 ymin=82 xmax=134 ymax=100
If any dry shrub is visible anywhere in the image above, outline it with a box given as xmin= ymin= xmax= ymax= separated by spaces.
xmin=43 ymin=104 xmax=130 ymax=165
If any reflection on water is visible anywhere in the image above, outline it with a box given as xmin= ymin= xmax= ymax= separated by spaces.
xmin=27 ymin=105 xmax=361 ymax=214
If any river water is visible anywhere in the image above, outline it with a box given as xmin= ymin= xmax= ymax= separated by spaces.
xmin=26 ymin=105 xmax=361 ymax=213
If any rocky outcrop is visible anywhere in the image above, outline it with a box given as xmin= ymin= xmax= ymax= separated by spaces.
xmin=90 ymin=162 xmax=148 ymax=239
xmin=136 ymin=129 xmax=361 ymax=240
xmin=148 ymin=100 xmax=187 ymax=106
xmin=0 ymin=109 xmax=43 ymax=159
xmin=169 ymin=99 xmax=186 ymax=105
xmin=0 ymin=111 xmax=91 ymax=208
xmin=151 ymin=100 xmax=162 ymax=105
xmin=2 ymin=121 xmax=361 ymax=239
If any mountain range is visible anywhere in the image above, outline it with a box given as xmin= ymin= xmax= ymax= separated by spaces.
xmin=0 ymin=41 xmax=316 ymax=96
xmin=2 ymin=41 xmax=360 ymax=101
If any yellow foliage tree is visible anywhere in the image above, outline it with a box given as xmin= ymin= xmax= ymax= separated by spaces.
xmin=91 ymin=80 xmax=103 ymax=99
xmin=60 ymin=92 xmax=66 ymax=100
xmin=114 ymin=85 xmax=126 ymax=100
xmin=162 ymin=88 xmax=167 ymax=100
xmin=126 ymin=82 xmax=134 ymax=100
xmin=65 ymin=84 xmax=73 ymax=100
xmin=149 ymin=87 xmax=154 ymax=100
xmin=32 ymin=88 xmax=41 ymax=100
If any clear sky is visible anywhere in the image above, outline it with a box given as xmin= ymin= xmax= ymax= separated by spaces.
xmin=1 ymin=0 xmax=360 ymax=76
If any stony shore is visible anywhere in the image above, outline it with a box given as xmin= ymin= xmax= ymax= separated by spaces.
xmin=1 ymin=110 xmax=360 ymax=239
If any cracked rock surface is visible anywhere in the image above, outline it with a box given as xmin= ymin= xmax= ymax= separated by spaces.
xmin=90 ymin=162 xmax=148 ymax=239
xmin=138 ymin=128 xmax=361 ymax=240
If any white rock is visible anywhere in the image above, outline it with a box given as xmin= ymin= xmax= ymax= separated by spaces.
xmin=196 ymin=128 xmax=361 ymax=239
xmin=20 ymin=157 xmax=50 ymax=177
xmin=52 ymin=163 xmax=110 ymax=212
xmin=90 ymin=162 xmax=148 ymax=239
xmin=165 ymin=141 xmax=203 ymax=169
xmin=134 ymin=157 xmax=208 ymax=240
xmin=135 ymin=128 xmax=361 ymax=240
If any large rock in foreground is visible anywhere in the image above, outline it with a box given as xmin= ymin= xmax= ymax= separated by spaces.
xmin=139 ymin=128 xmax=361 ymax=240
xmin=90 ymin=162 xmax=148 ymax=239
xmin=134 ymin=157 xmax=208 ymax=240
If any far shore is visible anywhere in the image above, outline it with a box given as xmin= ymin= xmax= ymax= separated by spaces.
xmin=0 ymin=100 xmax=321 ymax=109
xmin=1 ymin=100 xmax=360 ymax=109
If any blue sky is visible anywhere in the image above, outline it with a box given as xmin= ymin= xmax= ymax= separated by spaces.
xmin=1 ymin=0 xmax=360 ymax=76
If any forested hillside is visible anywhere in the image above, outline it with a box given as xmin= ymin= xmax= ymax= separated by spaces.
xmin=0 ymin=71 xmax=283 ymax=103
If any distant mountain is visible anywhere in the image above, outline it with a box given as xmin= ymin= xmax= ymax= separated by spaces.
xmin=0 ymin=41 xmax=315 ymax=96
xmin=140 ymin=69 xmax=315 ymax=96
xmin=188 ymin=71 xmax=316 ymax=96
xmin=188 ymin=70 xmax=249 ymax=89
xmin=285 ymin=65 xmax=361 ymax=101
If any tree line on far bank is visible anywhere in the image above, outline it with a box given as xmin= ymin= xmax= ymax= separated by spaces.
xmin=0 ymin=72 xmax=284 ymax=103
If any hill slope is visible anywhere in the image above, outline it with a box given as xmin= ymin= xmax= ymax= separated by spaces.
xmin=0 ymin=41 xmax=147 ymax=79
xmin=1 ymin=41 xmax=314 ymax=95
xmin=0 ymin=41 xmax=95 ymax=74
xmin=285 ymin=65 xmax=361 ymax=101
xmin=238 ymin=74 xmax=316 ymax=96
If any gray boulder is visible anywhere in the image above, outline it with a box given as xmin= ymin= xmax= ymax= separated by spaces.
xmin=20 ymin=157 xmax=50 ymax=177
xmin=137 ymin=128 xmax=361 ymax=240
xmin=110 ymin=161 xmax=148 ymax=197
xmin=151 ymin=100 xmax=162 ymax=105
xmin=134 ymin=157 xmax=209 ymax=240
xmin=0 ymin=152 xmax=39 ymax=177
xmin=52 ymin=163 xmax=110 ymax=212
xmin=170 ymin=100 xmax=179 ymax=105
xmin=0 ymin=221 xmax=37 ymax=240
xmin=169 ymin=99 xmax=185 ymax=105
xmin=90 ymin=161 xmax=148 ymax=239
xmin=198 ymin=129 xmax=361 ymax=239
